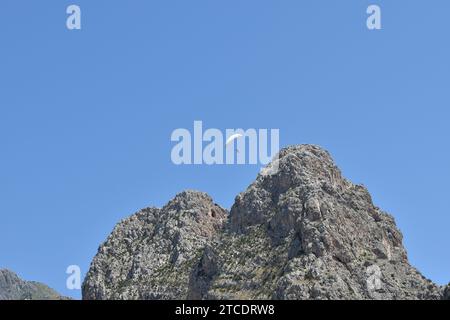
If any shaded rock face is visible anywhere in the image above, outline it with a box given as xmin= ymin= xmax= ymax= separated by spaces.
xmin=443 ymin=285 xmax=450 ymax=300
xmin=83 ymin=145 xmax=446 ymax=300
xmin=0 ymin=269 xmax=65 ymax=300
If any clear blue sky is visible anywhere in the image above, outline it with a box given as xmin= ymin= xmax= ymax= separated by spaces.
xmin=0 ymin=1 xmax=449 ymax=299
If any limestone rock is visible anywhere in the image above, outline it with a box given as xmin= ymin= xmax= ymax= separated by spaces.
xmin=82 ymin=145 xmax=446 ymax=300
xmin=82 ymin=191 xmax=227 ymax=299
xmin=443 ymin=285 xmax=450 ymax=300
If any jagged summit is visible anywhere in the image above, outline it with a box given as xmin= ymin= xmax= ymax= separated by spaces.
xmin=231 ymin=144 xmax=351 ymax=232
xmin=82 ymin=144 xmax=447 ymax=300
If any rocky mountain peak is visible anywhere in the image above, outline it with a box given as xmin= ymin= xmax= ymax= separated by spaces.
xmin=83 ymin=144 xmax=447 ymax=300
xmin=230 ymin=144 xmax=349 ymax=233
xmin=82 ymin=190 xmax=227 ymax=300
xmin=162 ymin=190 xmax=226 ymax=222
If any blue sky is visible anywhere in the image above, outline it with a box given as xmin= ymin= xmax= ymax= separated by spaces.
xmin=0 ymin=1 xmax=449 ymax=299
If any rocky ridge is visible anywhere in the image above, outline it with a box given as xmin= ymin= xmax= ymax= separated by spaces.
xmin=82 ymin=145 xmax=448 ymax=300
xmin=0 ymin=269 xmax=67 ymax=300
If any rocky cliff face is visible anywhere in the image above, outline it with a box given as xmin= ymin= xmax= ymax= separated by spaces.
xmin=0 ymin=269 xmax=66 ymax=300
xmin=443 ymin=285 xmax=450 ymax=300
xmin=83 ymin=145 xmax=447 ymax=300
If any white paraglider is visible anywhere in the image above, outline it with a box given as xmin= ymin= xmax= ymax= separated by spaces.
xmin=225 ymin=133 xmax=243 ymax=146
